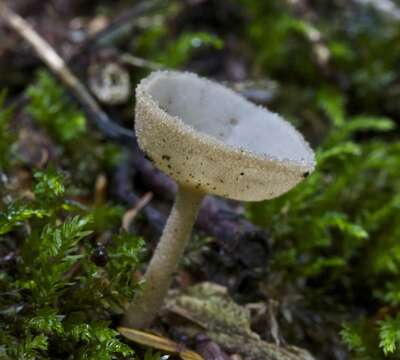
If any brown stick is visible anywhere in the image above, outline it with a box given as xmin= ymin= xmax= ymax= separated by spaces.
xmin=0 ymin=2 xmax=134 ymax=144
xmin=76 ymin=1 xmax=162 ymax=51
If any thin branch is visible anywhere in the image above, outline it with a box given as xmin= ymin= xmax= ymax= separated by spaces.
xmin=111 ymin=154 xmax=166 ymax=235
xmin=122 ymin=192 xmax=153 ymax=231
xmin=0 ymin=2 xmax=135 ymax=145
xmin=79 ymin=1 xmax=163 ymax=50
xmin=121 ymin=53 xmax=165 ymax=71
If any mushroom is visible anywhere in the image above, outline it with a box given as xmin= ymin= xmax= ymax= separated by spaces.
xmin=123 ymin=71 xmax=315 ymax=329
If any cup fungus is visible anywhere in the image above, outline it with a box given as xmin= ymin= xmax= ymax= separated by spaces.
xmin=124 ymin=71 xmax=315 ymax=329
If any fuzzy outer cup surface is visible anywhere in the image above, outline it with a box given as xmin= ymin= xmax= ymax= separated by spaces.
xmin=135 ymin=71 xmax=315 ymax=201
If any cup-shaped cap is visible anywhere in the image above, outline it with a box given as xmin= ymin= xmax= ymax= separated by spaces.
xmin=135 ymin=71 xmax=315 ymax=201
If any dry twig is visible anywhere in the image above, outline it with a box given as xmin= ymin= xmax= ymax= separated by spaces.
xmin=0 ymin=2 xmax=134 ymax=144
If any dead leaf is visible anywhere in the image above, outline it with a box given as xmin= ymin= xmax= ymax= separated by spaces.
xmin=117 ymin=326 xmax=204 ymax=360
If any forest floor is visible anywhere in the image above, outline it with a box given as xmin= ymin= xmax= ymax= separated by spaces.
xmin=2 ymin=1 xmax=400 ymax=359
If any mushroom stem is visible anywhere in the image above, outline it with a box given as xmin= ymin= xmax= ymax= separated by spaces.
xmin=123 ymin=186 xmax=204 ymax=329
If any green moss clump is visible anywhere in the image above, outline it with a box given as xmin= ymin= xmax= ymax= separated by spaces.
xmin=0 ymin=168 xmax=144 ymax=359
xmin=247 ymin=88 xmax=400 ymax=358
xmin=0 ymin=82 xmax=148 ymax=358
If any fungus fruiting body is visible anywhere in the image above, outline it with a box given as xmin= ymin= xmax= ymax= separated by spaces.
xmin=123 ymin=71 xmax=315 ymax=329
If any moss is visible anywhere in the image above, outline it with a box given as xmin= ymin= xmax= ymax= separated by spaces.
xmin=166 ymin=283 xmax=313 ymax=360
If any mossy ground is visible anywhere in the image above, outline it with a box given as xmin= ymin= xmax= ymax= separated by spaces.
xmin=1 ymin=1 xmax=400 ymax=359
